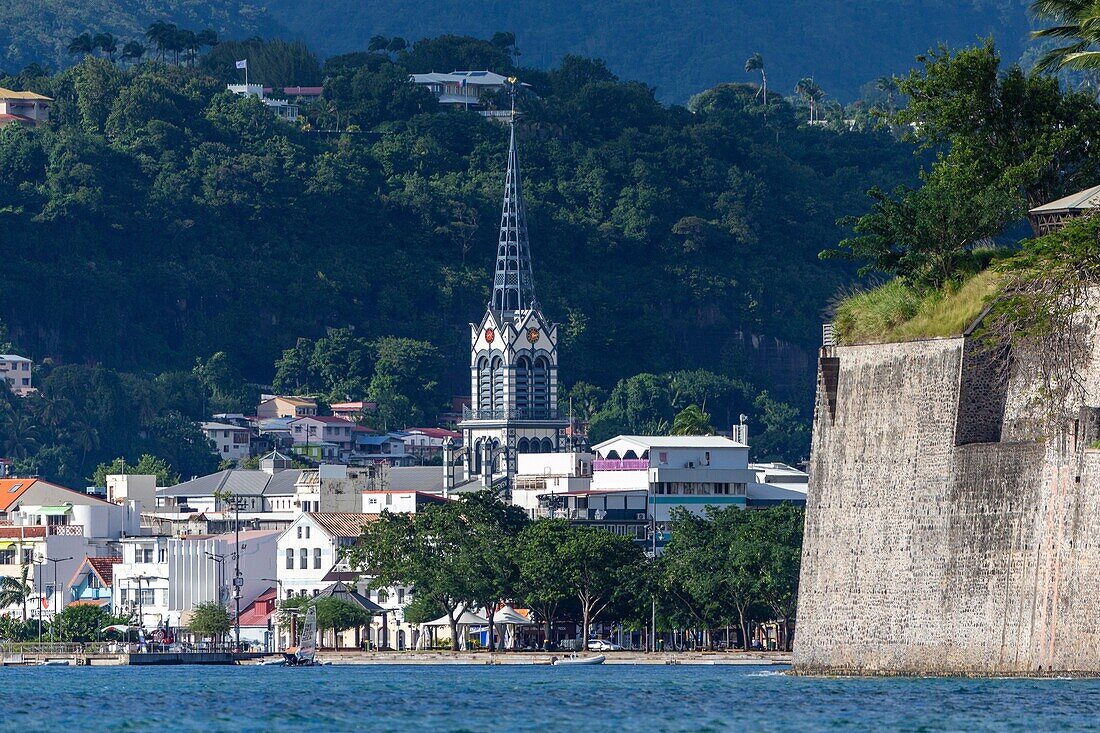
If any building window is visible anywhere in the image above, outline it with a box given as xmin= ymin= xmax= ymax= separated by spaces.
xmin=138 ymin=548 xmax=153 ymax=563
xmin=397 ymin=588 xmax=405 ymax=604
xmin=313 ymin=548 xmax=322 ymax=569
xmin=139 ymin=589 xmax=155 ymax=605
xmin=304 ymin=526 xmax=310 ymax=539
xmin=299 ymin=548 xmax=308 ymax=569
xmin=121 ymin=589 xmax=128 ymax=603
xmin=532 ymin=357 xmax=549 ymax=414
xmin=491 ymin=357 xmax=504 ymax=412
xmin=158 ymin=548 xmax=167 ymax=562
xmin=286 ymin=590 xmax=294 ymax=600
xmin=286 ymin=548 xmax=294 ymax=569
xmin=515 ymin=356 xmax=530 ymax=410
xmin=297 ymin=527 xmax=302 ymax=539
xmin=378 ymin=590 xmax=389 ymax=604
xmin=0 ymin=549 xmax=14 ymax=564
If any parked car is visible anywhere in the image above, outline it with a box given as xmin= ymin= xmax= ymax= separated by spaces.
xmin=587 ymin=639 xmax=624 ymax=652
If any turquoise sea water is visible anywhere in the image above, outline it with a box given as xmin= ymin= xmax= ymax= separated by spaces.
xmin=4 ymin=664 xmax=1100 ymax=732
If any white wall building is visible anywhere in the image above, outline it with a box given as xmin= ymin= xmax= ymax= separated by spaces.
xmin=276 ymin=512 xmax=412 ymax=649
xmin=512 ymin=451 xmax=593 ymax=519
xmin=113 ymin=530 xmax=279 ymax=631
xmin=227 ymin=84 xmax=299 ymax=121
xmin=590 ymin=436 xmax=754 ymax=522
xmin=200 ymin=422 xmax=251 ymax=461
xmin=0 ymin=355 xmax=33 ymax=396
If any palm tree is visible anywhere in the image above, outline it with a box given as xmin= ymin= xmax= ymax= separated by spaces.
xmin=66 ymin=32 xmax=94 ymax=57
xmin=145 ymin=21 xmax=177 ymax=62
xmin=2 ymin=412 xmax=39 ymax=460
xmin=176 ymin=29 xmax=199 ymax=67
xmin=197 ymin=28 xmax=219 ymax=53
xmin=93 ymin=32 xmax=117 ymax=61
xmin=0 ymin=565 xmax=33 ymax=621
xmin=874 ymin=75 xmax=898 ymax=115
xmin=66 ymin=420 xmax=100 ymax=469
xmin=745 ymin=52 xmax=767 ymax=104
xmin=671 ymin=405 xmax=715 ymax=436
xmin=1031 ymin=0 xmax=1100 ymax=71
xmin=795 ymin=77 xmax=824 ymax=123
xmin=368 ymin=35 xmax=390 ymax=53
xmin=386 ymin=37 xmax=408 ymax=54
xmin=122 ymin=40 xmax=146 ymax=65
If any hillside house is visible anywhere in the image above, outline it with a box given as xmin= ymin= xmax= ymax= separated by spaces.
xmin=256 ymin=396 xmax=317 ymax=419
xmin=0 ymin=88 xmax=50 ymax=127
xmin=0 ymin=355 xmax=33 ymax=396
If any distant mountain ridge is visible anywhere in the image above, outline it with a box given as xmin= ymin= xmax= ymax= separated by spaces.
xmin=0 ymin=0 xmax=283 ymax=73
xmin=261 ymin=0 xmax=1036 ymax=102
xmin=4 ymin=1 xmax=1035 ymax=102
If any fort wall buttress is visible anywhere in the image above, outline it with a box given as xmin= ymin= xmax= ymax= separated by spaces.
xmin=795 ymin=334 xmax=1100 ymax=675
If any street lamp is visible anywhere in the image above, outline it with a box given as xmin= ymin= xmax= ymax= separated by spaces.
xmin=262 ymin=577 xmax=284 ymax=652
xmin=131 ymin=575 xmax=167 ymax=642
xmin=36 ymin=555 xmax=72 ymax=643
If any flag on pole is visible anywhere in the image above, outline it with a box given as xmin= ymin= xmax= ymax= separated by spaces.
xmin=235 ymin=59 xmax=247 ymax=69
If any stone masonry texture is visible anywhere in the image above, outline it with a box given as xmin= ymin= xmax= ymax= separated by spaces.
xmin=793 ymin=336 xmax=1100 ymax=675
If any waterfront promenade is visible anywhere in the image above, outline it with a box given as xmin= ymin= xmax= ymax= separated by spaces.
xmin=291 ymin=649 xmax=792 ymax=666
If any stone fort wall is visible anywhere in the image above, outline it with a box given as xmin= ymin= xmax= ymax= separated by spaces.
xmin=793 ymin=335 xmax=1100 ymax=675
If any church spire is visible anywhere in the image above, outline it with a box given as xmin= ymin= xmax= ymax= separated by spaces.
xmin=491 ymin=118 xmax=536 ymax=315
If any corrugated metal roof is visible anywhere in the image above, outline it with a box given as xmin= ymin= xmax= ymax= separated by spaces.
xmin=309 ymin=512 xmax=378 ymax=538
xmin=159 ymin=469 xmax=304 ymax=498
xmin=1029 ymin=184 xmax=1100 ymax=214
xmin=0 ymin=88 xmax=51 ymax=100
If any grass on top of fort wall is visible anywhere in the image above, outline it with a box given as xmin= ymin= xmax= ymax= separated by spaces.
xmin=833 ymin=270 xmax=1000 ymax=345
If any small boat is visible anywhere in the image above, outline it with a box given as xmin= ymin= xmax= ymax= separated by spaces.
xmin=552 ymin=655 xmax=605 ymax=666
xmin=283 ymin=605 xmax=320 ymax=667
xmin=257 ymin=658 xmax=286 ymax=666
xmin=40 ymin=659 xmax=71 ymax=666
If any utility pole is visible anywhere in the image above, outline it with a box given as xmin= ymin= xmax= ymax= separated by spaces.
xmin=233 ymin=495 xmax=242 ymax=652
xmin=650 ymin=488 xmax=657 ymax=654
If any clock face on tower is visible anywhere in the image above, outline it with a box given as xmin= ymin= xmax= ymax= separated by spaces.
xmin=485 ymin=328 xmax=495 ymax=344
xmin=526 ymin=327 xmax=539 ymax=344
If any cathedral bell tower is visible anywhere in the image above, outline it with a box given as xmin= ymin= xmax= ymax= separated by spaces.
xmin=457 ymin=114 xmax=568 ymax=488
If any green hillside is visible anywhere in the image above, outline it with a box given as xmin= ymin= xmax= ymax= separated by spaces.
xmin=0 ymin=45 xmax=919 ymax=405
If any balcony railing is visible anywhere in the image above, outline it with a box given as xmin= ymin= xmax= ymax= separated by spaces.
xmin=462 ymin=406 xmax=561 ymax=421
xmin=49 ymin=524 xmax=83 ymax=536
xmin=593 ymin=459 xmax=649 ymax=471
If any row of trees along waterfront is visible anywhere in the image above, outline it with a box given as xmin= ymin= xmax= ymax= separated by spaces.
xmin=344 ymin=491 xmax=803 ymax=651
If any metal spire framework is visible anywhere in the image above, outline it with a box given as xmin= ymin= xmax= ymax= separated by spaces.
xmin=491 ymin=118 xmax=536 ymax=315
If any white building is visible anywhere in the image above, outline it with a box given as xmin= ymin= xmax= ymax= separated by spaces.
xmin=227 ymin=84 xmax=299 ymax=121
xmin=0 ymin=355 xmax=33 ymax=396
xmin=0 ymin=477 xmax=141 ymax=622
xmin=112 ymin=529 xmax=279 ymax=631
xmin=746 ymin=462 xmax=809 ymax=507
xmin=590 ymin=435 xmax=754 ymax=522
xmin=276 ymin=512 xmax=411 ymax=649
xmin=361 ymin=490 xmax=448 ymax=515
xmin=0 ymin=88 xmax=50 ymax=127
xmin=409 ymin=70 xmax=517 ymax=115
xmin=512 ymin=451 xmax=593 ymax=519
xmin=200 ymin=421 xmax=251 ymax=461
